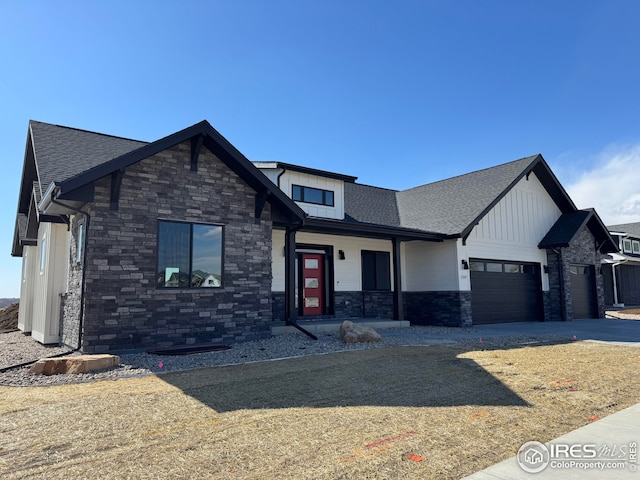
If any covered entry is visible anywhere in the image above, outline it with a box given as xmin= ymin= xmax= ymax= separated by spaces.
xmin=295 ymin=245 xmax=335 ymax=317
xmin=470 ymin=259 xmax=543 ymax=324
xmin=569 ymin=264 xmax=598 ymax=318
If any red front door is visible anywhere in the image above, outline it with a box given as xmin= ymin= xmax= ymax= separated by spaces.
xmin=301 ymin=254 xmax=324 ymax=315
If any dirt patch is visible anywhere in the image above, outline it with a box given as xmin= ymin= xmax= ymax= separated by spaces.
xmin=621 ymin=308 xmax=640 ymax=315
xmin=1 ymin=342 xmax=639 ymax=479
xmin=0 ymin=304 xmax=19 ymax=333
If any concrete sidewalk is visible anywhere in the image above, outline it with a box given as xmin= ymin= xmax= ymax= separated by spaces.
xmin=463 ymin=403 xmax=640 ymax=479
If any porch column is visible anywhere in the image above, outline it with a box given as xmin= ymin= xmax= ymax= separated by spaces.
xmin=284 ymin=227 xmax=297 ymax=322
xmin=392 ymin=237 xmax=404 ymax=321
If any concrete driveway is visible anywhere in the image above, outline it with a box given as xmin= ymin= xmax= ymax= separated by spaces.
xmin=473 ymin=318 xmax=640 ymax=346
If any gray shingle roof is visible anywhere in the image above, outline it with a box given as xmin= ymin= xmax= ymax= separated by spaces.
xmin=344 ymin=182 xmax=401 ymax=227
xmin=607 ymin=222 xmax=640 ymax=237
xmin=539 ymin=210 xmax=592 ymax=248
xmin=20 ymin=121 xmax=585 ymax=243
xmin=30 ymin=121 xmax=147 ymax=193
xmin=396 ymin=155 xmax=539 ymax=235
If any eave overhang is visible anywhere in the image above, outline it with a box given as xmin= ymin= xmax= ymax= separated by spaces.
xmin=255 ymin=161 xmax=358 ymax=183
xmin=302 ymin=217 xmax=444 ymax=242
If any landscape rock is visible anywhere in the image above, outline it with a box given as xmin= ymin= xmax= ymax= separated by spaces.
xmin=29 ymin=354 xmax=120 ymax=375
xmin=339 ymin=320 xmax=382 ymax=343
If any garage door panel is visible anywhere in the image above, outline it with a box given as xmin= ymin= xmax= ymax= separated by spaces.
xmin=570 ymin=265 xmax=598 ymax=319
xmin=470 ymin=259 xmax=542 ymax=324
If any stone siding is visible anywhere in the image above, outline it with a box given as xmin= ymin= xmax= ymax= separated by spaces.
xmin=404 ymin=291 xmax=472 ymax=327
xmin=546 ymin=226 xmax=606 ymax=321
xmin=78 ymin=142 xmax=273 ymax=353
xmin=59 ymin=214 xmax=85 ymax=349
xmin=271 ymin=290 xmax=393 ymax=321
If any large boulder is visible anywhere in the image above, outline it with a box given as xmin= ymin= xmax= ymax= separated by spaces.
xmin=29 ymin=354 xmax=120 ymax=375
xmin=339 ymin=320 xmax=382 ymax=344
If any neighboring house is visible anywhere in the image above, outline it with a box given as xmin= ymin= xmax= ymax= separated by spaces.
xmin=602 ymin=222 xmax=640 ymax=306
xmin=12 ymin=120 xmax=617 ymax=353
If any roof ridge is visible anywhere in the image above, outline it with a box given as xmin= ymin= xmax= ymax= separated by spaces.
xmin=400 ymin=154 xmax=540 ymax=193
xmin=29 ymin=120 xmax=148 ymax=145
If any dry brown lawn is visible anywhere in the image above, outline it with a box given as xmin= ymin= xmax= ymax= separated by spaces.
xmin=1 ymin=342 xmax=640 ymax=479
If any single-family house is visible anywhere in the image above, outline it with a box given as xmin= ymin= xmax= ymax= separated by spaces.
xmin=603 ymin=222 xmax=640 ymax=306
xmin=12 ymin=120 xmax=617 ymax=352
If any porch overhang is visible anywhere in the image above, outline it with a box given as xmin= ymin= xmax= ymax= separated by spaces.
xmin=302 ymin=217 xmax=444 ymax=242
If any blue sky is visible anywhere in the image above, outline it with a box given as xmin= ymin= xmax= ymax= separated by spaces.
xmin=1 ymin=0 xmax=640 ymax=297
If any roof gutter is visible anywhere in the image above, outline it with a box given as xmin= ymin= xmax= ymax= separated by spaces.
xmin=36 ymin=181 xmax=59 ymax=216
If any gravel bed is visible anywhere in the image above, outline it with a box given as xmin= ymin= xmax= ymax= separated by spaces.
xmin=0 ymin=327 xmax=567 ymax=387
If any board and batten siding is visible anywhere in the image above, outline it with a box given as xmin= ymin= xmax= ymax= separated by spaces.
xmin=271 ymin=230 xmax=394 ymax=292
xmin=402 ymin=239 xmax=460 ymax=291
xmin=459 ymin=173 xmax=562 ymax=291
xmin=30 ymin=222 xmax=69 ymax=344
xmin=278 ymin=170 xmax=345 ymax=220
xmin=17 ymin=245 xmax=37 ymax=332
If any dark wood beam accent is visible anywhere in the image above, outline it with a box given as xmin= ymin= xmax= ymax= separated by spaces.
xmin=392 ymin=237 xmax=404 ymax=321
xmin=191 ymin=134 xmax=205 ymax=172
xmin=39 ymin=214 xmax=68 ymax=225
xmin=255 ymin=190 xmax=270 ymax=220
xmin=110 ymin=170 xmax=125 ymax=211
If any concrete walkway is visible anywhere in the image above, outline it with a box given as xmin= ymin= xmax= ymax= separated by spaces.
xmin=463 ymin=403 xmax=640 ymax=479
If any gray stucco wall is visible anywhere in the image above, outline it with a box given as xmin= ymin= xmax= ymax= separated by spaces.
xmin=75 ymin=142 xmax=273 ymax=353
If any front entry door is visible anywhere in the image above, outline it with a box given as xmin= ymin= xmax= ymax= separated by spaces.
xmin=301 ymin=253 xmax=324 ymax=315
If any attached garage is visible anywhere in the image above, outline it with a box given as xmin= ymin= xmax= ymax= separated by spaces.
xmin=569 ymin=264 xmax=598 ymax=318
xmin=470 ymin=259 xmax=543 ymax=324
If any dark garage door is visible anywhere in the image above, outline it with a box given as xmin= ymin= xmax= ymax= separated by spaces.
xmin=570 ymin=265 xmax=598 ymax=318
xmin=470 ymin=259 xmax=542 ymax=324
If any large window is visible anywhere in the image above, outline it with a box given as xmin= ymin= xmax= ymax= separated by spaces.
xmin=292 ymin=185 xmax=334 ymax=206
xmin=157 ymin=221 xmax=223 ymax=288
xmin=361 ymin=250 xmax=391 ymax=291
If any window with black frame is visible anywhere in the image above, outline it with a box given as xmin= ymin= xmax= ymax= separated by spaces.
xmin=292 ymin=185 xmax=334 ymax=206
xmin=361 ymin=250 xmax=391 ymax=291
xmin=157 ymin=220 xmax=223 ymax=288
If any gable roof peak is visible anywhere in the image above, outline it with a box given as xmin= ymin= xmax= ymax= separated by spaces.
xmin=401 ymin=154 xmax=541 ymax=194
